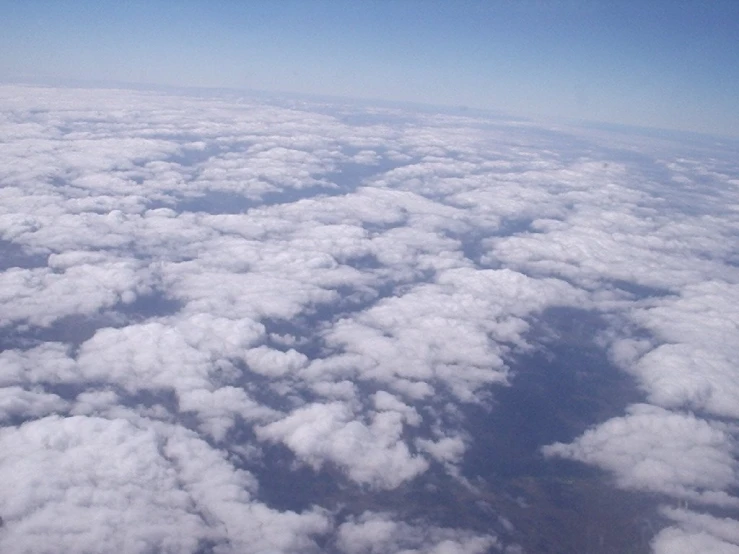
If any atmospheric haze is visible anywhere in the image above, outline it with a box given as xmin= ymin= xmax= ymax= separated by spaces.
xmin=3 ymin=1 xmax=739 ymax=137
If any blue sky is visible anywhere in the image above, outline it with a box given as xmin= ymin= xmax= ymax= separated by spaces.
xmin=2 ymin=0 xmax=738 ymax=136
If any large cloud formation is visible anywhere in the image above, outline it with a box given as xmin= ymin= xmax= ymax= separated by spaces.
xmin=0 ymin=84 xmax=737 ymax=552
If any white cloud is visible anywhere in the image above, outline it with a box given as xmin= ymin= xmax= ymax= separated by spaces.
xmin=335 ymin=511 xmax=498 ymax=554
xmin=256 ymin=402 xmax=429 ymax=489
xmin=317 ymin=267 xmax=584 ymax=402
xmin=0 ymin=414 xmax=333 ymax=553
xmin=0 ymin=415 xmax=210 ymax=554
xmin=178 ymin=386 xmax=279 ymax=441
xmin=0 ymin=386 xmax=68 ymax=421
xmin=244 ymin=345 xmax=309 ymax=377
xmin=373 ymin=391 xmax=422 ymax=426
xmin=1 ymin=83 xmax=737 ymax=552
xmin=416 ymin=435 xmax=467 ymax=466
xmin=0 ymin=256 xmax=152 ymax=328
xmin=652 ymin=527 xmax=739 ymax=554
xmin=625 ymin=280 xmax=739 ymax=418
xmin=656 ymin=507 xmax=739 ymax=551
xmin=0 ymin=342 xmax=79 ymax=386
xmin=543 ymin=404 xmax=738 ymax=506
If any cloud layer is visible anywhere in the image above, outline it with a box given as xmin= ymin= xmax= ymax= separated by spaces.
xmin=0 ymin=84 xmax=737 ymax=552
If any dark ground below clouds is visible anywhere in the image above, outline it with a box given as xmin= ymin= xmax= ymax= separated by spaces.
xmin=249 ymin=307 xmax=663 ymax=554
xmin=456 ymin=307 xmax=660 ymax=553
xmin=0 ymin=277 xmax=664 ymax=552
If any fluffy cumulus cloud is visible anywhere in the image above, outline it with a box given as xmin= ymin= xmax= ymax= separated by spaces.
xmin=0 ymin=415 xmax=330 ymax=554
xmin=543 ymin=404 xmax=738 ymax=506
xmin=622 ymin=280 xmax=739 ymax=417
xmin=651 ymin=507 xmax=739 ymax=554
xmin=335 ymin=512 xmax=498 ymax=554
xmin=257 ymin=401 xmax=429 ymax=489
xmin=0 ymin=84 xmax=737 ymax=552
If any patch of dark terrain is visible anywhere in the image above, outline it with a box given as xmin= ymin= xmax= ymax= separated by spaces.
xmin=0 ymin=313 xmax=120 ymax=353
xmin=328 ymin=284 xmax=386 ymax=314
xmin=0 ymin=293 xmax=182 ymax=353
xmin=441 ymin=217 xmax=533 ymax=268
xmin=116 ymin=292 xmax=183 ymax=321
xmin=229 ymin=306 xmax=665 ymax=553
xmin=257 ymin=280 xmax=399 ymax=358
xmin=163 ymin=155 xmax=399 ymax=216
xmin=162 ymin=185 xmax=334 ymax=215
xmin=166 ymin=191 xmax=261 ymax=214
xmin=250 ymin=450 xmax=518 ymax=553
xmin=0 ymin=383 xmax=180 ymax=427
xmin=249 ymin=441 xmax=346 ymax=512
xmin=606 ymin=279 xmax=673 ymax=299
xmin=193 ymin=538 xmax=223 ymax=554
xmin=165 ymin=143 xmax=228 ymax=167
xmin=230 ymin=361 xmax=311 ymax=413
xmin=493 ymin=476 xmax=665 ymax=554
xmin=261 ymin=316 xmax=328 ymax=360
xmin=0 ymin=240 xmax=48 ymax=270
xmin=324 ymin=157 xmax=403 ymax=189
xmin=42 ymin=382 xmax=179 ymax=409
xmin=457 ymin=306 xmax=659 ymax=553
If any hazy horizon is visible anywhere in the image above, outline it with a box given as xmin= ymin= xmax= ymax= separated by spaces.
xmin=2 ymin=0 xmax=738 ymax=137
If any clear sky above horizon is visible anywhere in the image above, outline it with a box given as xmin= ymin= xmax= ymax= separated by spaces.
xmin=2 ymin=0 xmax=738 ymax=137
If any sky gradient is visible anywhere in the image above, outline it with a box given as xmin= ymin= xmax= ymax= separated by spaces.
xmin=3 ymin=1 xmax=739 ymax=136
